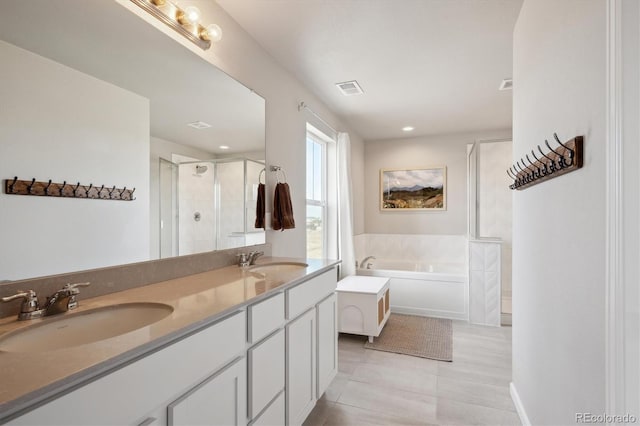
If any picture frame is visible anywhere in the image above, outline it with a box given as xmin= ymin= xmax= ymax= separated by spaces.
xmin=380 ymin=167 xmax=446 ymax=210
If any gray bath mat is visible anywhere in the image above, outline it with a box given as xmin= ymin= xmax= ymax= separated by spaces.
xmin=364 ymin=313 xmax=453 ymax=361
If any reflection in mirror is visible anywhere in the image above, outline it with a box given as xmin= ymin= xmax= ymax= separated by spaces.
xmin=159 ymin=157 xmax=265 ymax=258
xmin=0 ymin=0 xmax=265 ymax=281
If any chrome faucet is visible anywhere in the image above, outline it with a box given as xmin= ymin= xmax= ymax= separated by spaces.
xmin=248 ymin=251 xmax=264 ymax=265
xmin=360 ymin=256 xmax=376 ymax=269
xmin=1 ymin=282 xmax=90 ymax=320
xmin=237 ymin=251 xmax=264 ymax=267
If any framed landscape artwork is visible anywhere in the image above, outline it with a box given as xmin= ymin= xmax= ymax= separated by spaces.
xmin=380 ymin=167 xmax=446 ymax=210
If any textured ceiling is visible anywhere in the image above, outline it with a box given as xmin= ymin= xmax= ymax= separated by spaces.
xmin=217 ymin=0 xmax=523 ymax=140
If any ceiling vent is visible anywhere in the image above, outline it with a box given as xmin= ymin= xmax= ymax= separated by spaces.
xmin=187 ymin=121 xmax=212 ymax=129
xmin=336 ymin=80 xmax=364 ymax=96
xmin=499 ymin=79 xmax=513 ymax=91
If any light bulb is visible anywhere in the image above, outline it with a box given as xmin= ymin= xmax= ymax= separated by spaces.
xmin=183 ymin=6 xmax=200 ymax=24
xmin=203 ymin=24 xmax=222 ymax=42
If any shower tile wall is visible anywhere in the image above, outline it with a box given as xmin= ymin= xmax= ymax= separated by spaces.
xmin=178 ymin=163 xmax=215 ymax=255
xmin=216 ymin=162 xmax=245 ymax=249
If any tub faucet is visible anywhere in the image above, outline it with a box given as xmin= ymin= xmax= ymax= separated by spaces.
xmin=360 ymin=256 xmax=376 ymax=269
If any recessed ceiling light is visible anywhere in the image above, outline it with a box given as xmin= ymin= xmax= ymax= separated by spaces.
xmin=402 ymin=126 xmax=414 ymax=132
xmin=187 ymin=121 xmax=212 ymax=129
xmin=219 ymin=145 xmax=230 ymax=150
xmin=499 ymin=79 xmax=513 ymax=91
xmin=335 ymin=80 xmax=364 ymax=96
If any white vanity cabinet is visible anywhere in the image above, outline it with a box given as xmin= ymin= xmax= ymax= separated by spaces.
xmin=285 ymin=269 xmax=338 ymax=426
xmin=286 ymin=308 xmax=317 ymax=425
xmin=9 ymin=311 xmax=247 ymax=426
xmin=7 ymin=266 xmax=338 ymax=426
xmin=316 ymin=293 xmax=338 ymax=397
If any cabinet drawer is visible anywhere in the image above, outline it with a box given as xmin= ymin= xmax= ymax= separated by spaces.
xmin=250 ymin=391 xmax=285 ymax=426
xmin=287 ymin=269 xmax=336 ymax=319
xmin=248 ymin=329 xmax=285 ymax=419
xmin=248 ymin=292 xmax=284 ymax=344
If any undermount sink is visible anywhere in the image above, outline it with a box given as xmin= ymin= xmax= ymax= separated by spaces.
xmin=0 ymin=302 xmax=173 ymax=353
xmin=248 ymin=262 xmax=309 ymax=275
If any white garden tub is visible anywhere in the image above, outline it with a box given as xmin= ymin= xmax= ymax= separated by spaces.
xmin=357 ymin=259 xmax=468 ymax=320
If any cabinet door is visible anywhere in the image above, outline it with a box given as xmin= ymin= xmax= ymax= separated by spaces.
xmin=250 ymin=391 xmax=285 ymax=426
xmin=316 ymin=293 xmax=337 ymax=398
xmin=286 ymin=308 xmax=316 ymax=426
xmin=168 ymin=357 xmax=247 ymax=426
xmin=248 ymin=329 xmax=285 ymax=419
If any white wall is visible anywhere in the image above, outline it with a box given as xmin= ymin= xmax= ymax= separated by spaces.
xmin=512 ymin=1 xmax=606 ymax=424
xmin=0 ymin=40 xmax=150 ymax=280
xmin=118 ymin=0 xmax=366 ymax=258
xmin=364 ymin=130 xmax=511 ymax=235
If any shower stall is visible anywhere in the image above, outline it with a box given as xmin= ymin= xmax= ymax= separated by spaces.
xmin=158 ymin=157 xmax=265 ymax=258
xmin=467 ymin=140 xmax=513 ymax=325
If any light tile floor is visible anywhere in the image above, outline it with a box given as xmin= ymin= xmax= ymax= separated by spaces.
xmin=304 ymin=321 xmax=519 ymax=426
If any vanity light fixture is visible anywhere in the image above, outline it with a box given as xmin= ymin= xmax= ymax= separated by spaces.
xmin=130 ymin=0 xmax=222 ymax=50
xmin=219 ymin=145 xmax=230 ymax=150
xmin=402 ymin=126 xmax=415 ymax=132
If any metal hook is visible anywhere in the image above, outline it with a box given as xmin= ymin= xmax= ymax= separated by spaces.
xmin=9 ymin=176 xmax=18 ymax=193
xmin=553 ymin=133 xmax=575 ymax=166
xmin=27 ymin=178 xmax=36 ymax=194
xmin=44 ymin=179 xmax=53 ymax=195
xmin=108 ymin=185 xmax=116 ymax=199
xmin=74 ymin=182 xmax=82 ymax=197
xmin=523 ymin=155 xmax=538 ymax=178
xmin=130 ymin=187 xmax=136 ymax=200
xmin=538 ymin=144 xmax=555 ymax=162
xmin=530 ymin=150 xmax=547 ymax=176
xmin=87 ymin=183 xmax=93 ymax=198
xmin=506 ymin=169 xmax=517 ymax=180
xmin=60 ymin=181 xmax=67 ymax=196
xmin=553 ymin=133 xmax=573 ymax=152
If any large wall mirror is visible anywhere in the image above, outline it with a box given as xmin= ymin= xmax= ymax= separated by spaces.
xmin=0 ymin=0 xmax=266 ymax=281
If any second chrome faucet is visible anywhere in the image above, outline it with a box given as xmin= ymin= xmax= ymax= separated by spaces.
xmin=237 ymin=251 xmax=264 ymax=267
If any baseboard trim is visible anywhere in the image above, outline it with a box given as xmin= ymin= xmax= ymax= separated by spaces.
xmin=510 ymin=382 xmax=531 ymax=426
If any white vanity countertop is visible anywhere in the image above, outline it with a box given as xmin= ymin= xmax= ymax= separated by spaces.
xmin=0 ymin=257 xmax=339 ymax=421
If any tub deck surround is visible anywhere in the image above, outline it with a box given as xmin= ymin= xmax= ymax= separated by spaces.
xmin=0 ymin=257 xmax=339 ymax=422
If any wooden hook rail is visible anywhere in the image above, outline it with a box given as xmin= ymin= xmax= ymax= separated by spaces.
xmin=507 ymin=134 xmax=583 ymax=190
xmin=4 ymin=178 xmax=136 ymax=201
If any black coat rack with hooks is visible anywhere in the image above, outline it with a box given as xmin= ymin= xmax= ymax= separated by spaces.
xmin=507 ymin=134 xmax=583 ymax=190
xmin=4 ymin=177 xmax=136 ymax=201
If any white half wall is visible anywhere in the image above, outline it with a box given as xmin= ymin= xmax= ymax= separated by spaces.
xmin=512 ymin=1 xmax=606 ymax=424
xmin=0 ymin=40 xmax=150 ymax=280
xmin=364 ymin=130 xmax=511 ymax=235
